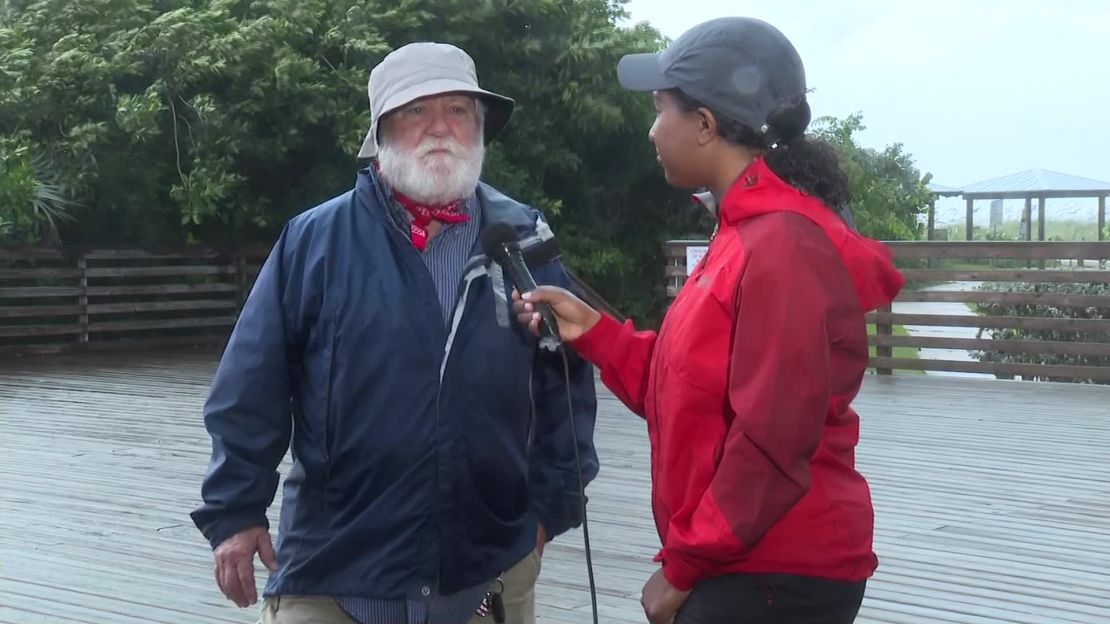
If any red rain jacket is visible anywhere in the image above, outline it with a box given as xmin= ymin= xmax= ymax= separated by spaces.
xmin=573 ymin=158 xmax=904 ymax=590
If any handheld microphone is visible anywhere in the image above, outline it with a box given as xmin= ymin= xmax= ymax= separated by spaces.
xmin=480 ymin=222 xmax=563 ymax=350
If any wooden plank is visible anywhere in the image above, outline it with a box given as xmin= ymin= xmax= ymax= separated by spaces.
xmin=83 ymin=249 xmax=222 ymax=260
xmin=899 ymin=269 xmax=1110 ymax=283
xmin=0 ymin=268 xmax=83 ymax=279
xmin=896 ymin=290 xmax=1110 ymax=308
xmin=85 ymin=283 xmax=238 ymax=297
xmin=0 ymin=247 xmax=67 ymax=260
xmin=81 ymin=334 xmax=229 ymax=351
xmin=86 ymin=300 xmax=238 ymax=315
xmin=238 ymin=244 xmax=271 ymax=258
xmin=885 ymin=241 xmax=1110 ymax=260
xmin=869 ymin=334 xmax=1110 ymax=358
xmin=0 ymin=286 xmax=83 ymax=298
xmin=0 ymin=334 xmax=229 ymax=357
xmin=0 ymin=324 xmax=83 ymax=338
xmin=85 ymin=265 xmax=237 ymax=278
xmin=868 ymin=311 xmax=1110 ymax=334
xmin=869 ymin=357 xmax=1110 ymax=381
xmin=0 ymin=342 xmax=77 ymax=356
xmin=0 ymin=305 xmax=83 ymax=319
xmin=87 ymin=316 xmax=238 ymax=333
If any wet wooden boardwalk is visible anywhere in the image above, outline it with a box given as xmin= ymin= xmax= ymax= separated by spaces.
xmin=1 ymin=350 xmax=1108 ymax=623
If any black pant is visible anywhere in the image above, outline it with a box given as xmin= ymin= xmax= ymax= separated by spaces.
xmin=675 ymin=573 xmax=866 ymax=624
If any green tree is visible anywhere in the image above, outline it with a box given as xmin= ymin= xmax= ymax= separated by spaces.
xmin=1 ymin=0 xmax=699 ymax=321
xmin=814 ymin=113 xmax=932 ymax=241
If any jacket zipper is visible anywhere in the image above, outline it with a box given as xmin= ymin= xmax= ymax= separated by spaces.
xmin=431 ymin=257 xmax=485 ymax=591
xmin=323 ymin=335 xmax=338 ymax=509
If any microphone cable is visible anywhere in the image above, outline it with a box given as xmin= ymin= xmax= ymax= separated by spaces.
xmin=559 ymin=344 xmax=599 ymax=624
xmin=555 ymin=341 xmax=599 ymax=621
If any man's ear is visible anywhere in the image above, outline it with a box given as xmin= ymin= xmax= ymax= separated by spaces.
xmin=696 ymin=107 xmax=717 ymax=146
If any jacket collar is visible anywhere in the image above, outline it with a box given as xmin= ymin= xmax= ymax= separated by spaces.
xmin=717 ymin=158 xmax=834 ymax=229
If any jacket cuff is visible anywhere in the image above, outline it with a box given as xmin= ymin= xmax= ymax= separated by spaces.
xmin=530 ymin=488 xmax=585 ymax=541
xmin=660 ymin=548 xmax=705 ymax=592
xmin=570 ymin=313 xmax=622 ymax=368
xmin=194 ymin=510 xmax=269 ymax=550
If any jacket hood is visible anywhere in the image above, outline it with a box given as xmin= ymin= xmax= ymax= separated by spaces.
xmin=717 ymin=158 xmax=904 ymax=312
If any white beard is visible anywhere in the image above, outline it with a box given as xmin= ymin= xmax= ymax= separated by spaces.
xmin=377 ymin=137 xmax=485 ymax=205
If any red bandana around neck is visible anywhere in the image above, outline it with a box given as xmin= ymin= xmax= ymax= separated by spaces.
xmin=373 ymin=161 xmax=470 ymax=251
xmin=391 ymin=189 xmax=469 ymax=251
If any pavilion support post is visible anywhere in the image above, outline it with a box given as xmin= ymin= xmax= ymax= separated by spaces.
xmin=1023 ymin=195 xmax=1033 ymax=268
xmin=1022 ymin=196 xmax=1033 ymax=241
xmin=927 ymin=199 xmax=936 ymax=241
xmin=1038 ymin=196 xmax=1047 ymax=269
xmin=1099 ymin=195 xmax=1106 ymax=242
xmin=965 ymin=198 xmax=974 ymax=241
xmin=1038 ymin=196 xmax=1046 ymax=241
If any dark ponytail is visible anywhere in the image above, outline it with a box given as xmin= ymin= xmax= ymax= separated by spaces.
xmin=670 ymin=89 xmax=851 ymax=212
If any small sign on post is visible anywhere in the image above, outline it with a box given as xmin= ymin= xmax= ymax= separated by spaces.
xmin=990 ymin=199 xmax=1003 ymax=236
xmin=685 ymin=245 xmax=708 ymax=276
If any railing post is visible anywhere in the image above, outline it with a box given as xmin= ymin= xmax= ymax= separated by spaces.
xmin=235 ymin=248 xmax=247 ymax=312
xmin=875 ymin=303 xmax=893 ymax=375
xmin=77 ymin=251 xmax=89 ymax=346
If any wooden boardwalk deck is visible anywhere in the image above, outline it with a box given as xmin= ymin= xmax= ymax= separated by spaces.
xmin=1 ymin=350 xmax=1108 ymax=623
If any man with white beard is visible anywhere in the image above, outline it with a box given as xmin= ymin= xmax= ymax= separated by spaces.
xmin=191 ymin=43 xmax=599 ymax=624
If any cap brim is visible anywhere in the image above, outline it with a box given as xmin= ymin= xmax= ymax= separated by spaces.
xmin=357 ymin=79 xmax=515 ymax=158
xmin=617 ymin=53 xmax=675 ymax=92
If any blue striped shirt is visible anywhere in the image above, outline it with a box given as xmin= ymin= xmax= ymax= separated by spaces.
xmin=334 ymin=184 xmax=491 ymax=623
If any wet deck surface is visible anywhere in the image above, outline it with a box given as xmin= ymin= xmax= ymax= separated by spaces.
xmin=1 ymin=350 xmax=1108 ymax=623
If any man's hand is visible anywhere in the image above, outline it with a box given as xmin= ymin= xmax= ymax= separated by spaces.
xmin=213 ymin=526 xmax=278 ymax=608
xmin=641 ymin=568 xmax=690 ymax=624
xmin=535 ymin=524 xmax=547 ymax=557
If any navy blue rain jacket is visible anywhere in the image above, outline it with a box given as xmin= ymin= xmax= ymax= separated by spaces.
xmin=191 ymin=168 xmax=599 ymax=599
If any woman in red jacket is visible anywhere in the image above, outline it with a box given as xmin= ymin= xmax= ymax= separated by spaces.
xmin=514 ymin=16 xmax=905 ymax=624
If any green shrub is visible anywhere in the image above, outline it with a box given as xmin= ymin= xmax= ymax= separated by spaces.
xmin=972 ymin=281 xmax=1109 ymax=384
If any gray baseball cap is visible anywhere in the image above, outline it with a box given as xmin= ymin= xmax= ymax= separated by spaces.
xmin=357 ymin=42 xmax=514 ymax=158
xmin=617 ymin=17 xmax=806 ymax=142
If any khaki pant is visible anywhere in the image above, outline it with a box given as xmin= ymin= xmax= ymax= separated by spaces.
xmin=468 ymin=548 xmax=540 ymax=624
xmin=258 ymin=549 xmax=541 ymax=624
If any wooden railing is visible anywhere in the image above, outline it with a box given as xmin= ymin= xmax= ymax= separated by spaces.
xmin=0 ymin=246 xmax=269 ymax=356
xmin=0 ymin=245 xmax=619 ymax=356
xmin=664 ymin=240 xmax=1110 ymax=383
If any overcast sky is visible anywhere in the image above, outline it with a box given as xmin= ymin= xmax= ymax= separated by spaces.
xmin=622 ymin=0 xmax=1110 ymax=190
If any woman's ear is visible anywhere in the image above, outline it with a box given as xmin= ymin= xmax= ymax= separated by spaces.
xmin=696 ymin=107 xmax=717 ymax=146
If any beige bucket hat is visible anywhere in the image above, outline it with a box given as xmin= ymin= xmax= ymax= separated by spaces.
xmin=357 ymin=42 xmax=515 ymax=158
